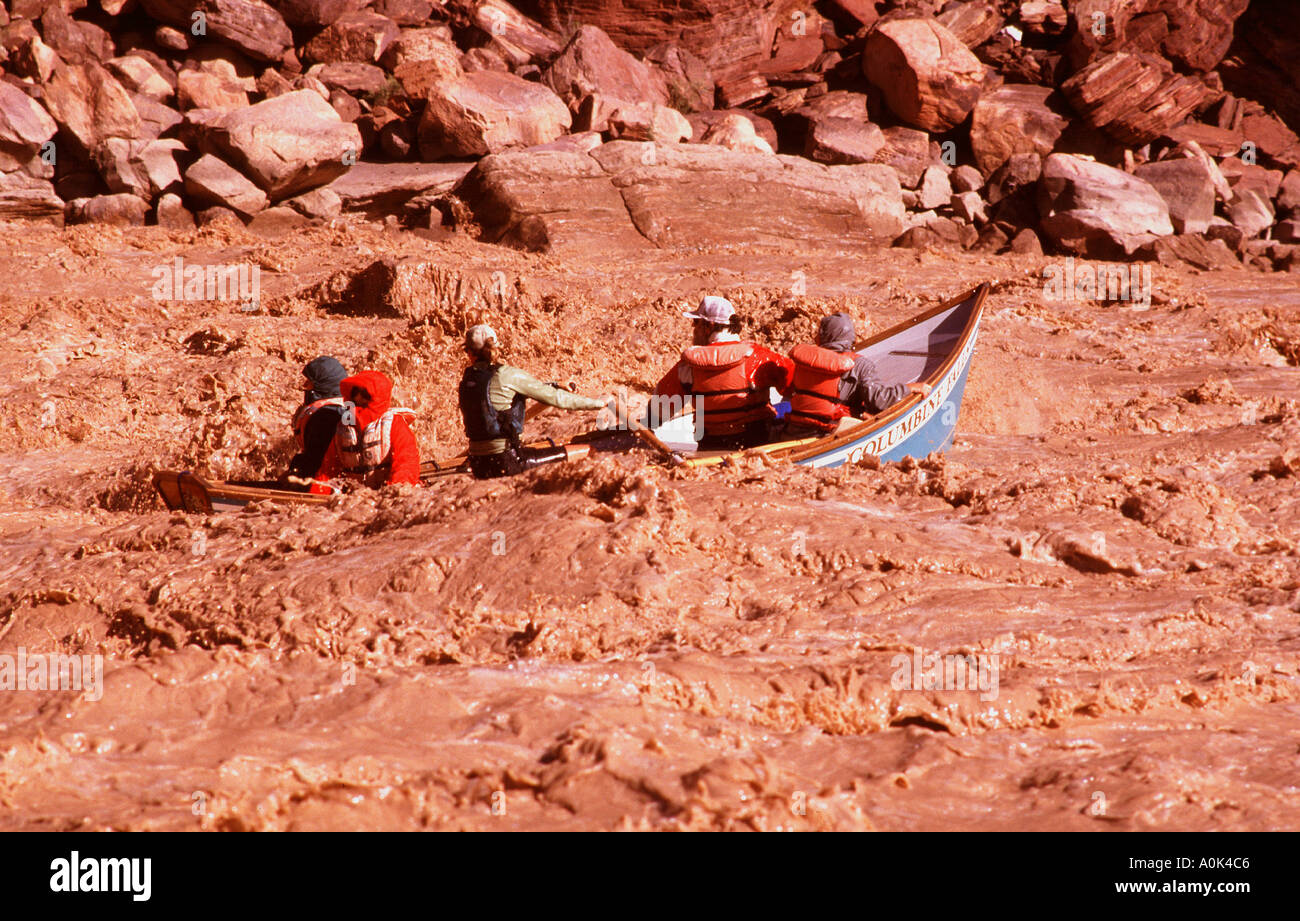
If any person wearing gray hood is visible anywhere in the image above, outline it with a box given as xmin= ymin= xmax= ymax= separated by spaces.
xmin=783 ymin=313 xmax=931 ymax=436
xmin=286 ymin=355 xmax=348 ymax=483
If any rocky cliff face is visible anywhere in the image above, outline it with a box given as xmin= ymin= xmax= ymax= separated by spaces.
xmin=0 ymin=0 xmax=1297 ymax=268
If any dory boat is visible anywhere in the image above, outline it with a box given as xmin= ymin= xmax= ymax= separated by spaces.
xmin=649 ymin=282 xmax=988 ymax=467
xmin=154 ymin=283 xmax=986 ymax=510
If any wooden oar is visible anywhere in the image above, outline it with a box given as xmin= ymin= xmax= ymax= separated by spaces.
xmin=619 ymin=407 xmax=685 ymax=465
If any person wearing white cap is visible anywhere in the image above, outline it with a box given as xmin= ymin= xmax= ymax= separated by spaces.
xmin=652 ymin=295 xmax=794 ymax=451
xmin=458 ymin=323 xmax=612 ymax=478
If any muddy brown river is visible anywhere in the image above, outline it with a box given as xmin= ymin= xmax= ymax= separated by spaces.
xmin=0 ymin=219 xmax=1297 ymax=830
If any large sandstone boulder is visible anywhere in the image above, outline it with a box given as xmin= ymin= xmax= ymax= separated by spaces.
xmin=381 ymin=27 xmax=462 ymax=69
xmin=418 ymin=71 xmax=571 ymax=160
xmin=387 ymin=33 xmax=464 ymax=99
xmin=0 ymin=81 xmax=58 ymax=173
xmin=129 ymin=93 xmax=183 ymax=140
xmin=324 ymin=160 xmax=472 ymax=213
xmin=302 ymin=9 xmax=399 ymax=64
xmin=177 ymin=69 xmax=250 ymax=109
xmin=1038 ymin=153 xmax=1174 ymax=256
xmin=455 ymin=148 xmax=646 ymax=252
xmin=872 ymin=126 xmax=931 ymax=189
xmin=67 ymin=193 xmax=150 ymax=226
xmin=1219 ymin=158 xmax=1284 ymax=201
xmin=194 ymin=90 xmax=362 ymax=200
xmin=542 ymin=25 xmax=669 ymax=112
xmin=805 ymin=117 xmax=884 ymax=165
xmin=937 ymin=0 xmax=1004 ymax=48
xmin=863 ymin=17 xmax=985 ymax=132
xmin=100 ymin=137 xmax=185 ymax=198
xmin=156 ymin=191 xmax=198 ymax=229
xmin=916 ymin=165 xmax=952 ymax=211
xmin=0 ymin=171 xmax=64 ymax=224
xmin=687 ymin=110 xmax=778 ymax=150
xmin=1067 ymin=0 xmax=1249 ymax=73
xmin=1133 ymin=157 xmax=1215 ymax=235
xmin=532 ymin=0 xmax=806 ymax=83
xmin=39 ymin=5 xmax=114 ymax=65
xmin=184 ymin=152 xmax=269 ymax=217
xmin=1226 ymin=187 xmax=1274 ymax=239
xmin=105 ymin=56 xmax=174 ymax=103
xmin=970 ymin=84 xmax=1068 ymax=177
xmin=314 ymin=62 xmax=387 ymax=95
xmin=9 ymin=34 xmax=60 ymax=84
xmin=1279 ymin=170 xmax=1300 ymax=216
xmin=271 ymin=0 xmax=358 ymax=28
xmin=1060 ymin=52 xmax=1210 ymax=146
xmin=606 ymin=101 xmax=692 ymax=143
xmin=41 ymin=62 xmax=141 ymax=159
xmin=138 ymin=0 xmax=294 ymax=62
xmin=473 ymin=0 xmax=563 ymax=66
xmin=700 ymin=113 xmax=774 ymax=155
xmin=795 ymin=91 xmax=870 ymax=122
xmin=643 ymin=43 xmax=714 ymax=113
xmin=455 ymin=141 xmax=905 ymax=253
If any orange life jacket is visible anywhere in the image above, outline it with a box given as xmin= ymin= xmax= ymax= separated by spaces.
xmin=682 ymin=342 xmax=770 ymax=436
xmin=336 ymin=407 xmax=416 ymax=486
xmin=787 ymin=343 xmax=855 ymax=431
xmin=292 ymin=396 xmax=344 ymax=450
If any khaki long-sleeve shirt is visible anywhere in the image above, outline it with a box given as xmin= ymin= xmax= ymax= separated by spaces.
xmin=470 ymin=363 xmax=606 ymax=455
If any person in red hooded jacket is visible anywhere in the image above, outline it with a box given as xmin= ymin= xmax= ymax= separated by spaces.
xmin=653 ymin=295 xmax=794 ymax=451
xmin=311 ymin=370 xmax=420 ymax=493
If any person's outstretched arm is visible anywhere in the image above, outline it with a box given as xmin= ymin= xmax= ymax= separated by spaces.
xmin=753 ymin=346 xmax=795 ymax=392
xmin=498 ymin=366 xmax=606 ymax=412
xmin=847 ymin=356 xmax=910 ymax=416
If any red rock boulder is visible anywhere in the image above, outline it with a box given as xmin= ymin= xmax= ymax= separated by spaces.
xmin=863 ymin=17 xmax=986 ymax=133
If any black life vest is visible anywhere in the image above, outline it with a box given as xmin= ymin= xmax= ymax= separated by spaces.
xmin=292 ymin=396 xmax=344 ymax=450
xmin=787 ymin=343 xmax=855 ymax=431
xmin=458 ymin=363 xmax=526 ymax=448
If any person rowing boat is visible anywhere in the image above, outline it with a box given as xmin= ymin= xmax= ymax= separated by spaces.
xmin=652 ymin=296 xmax=793 ymax=451
xmin=458 ymin=324 xmax=613 ymax=479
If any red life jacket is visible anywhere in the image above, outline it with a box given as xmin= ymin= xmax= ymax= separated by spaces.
xmin=292 ymin=397 xmax=344 ymax=450
xmin=335 ymin=407 xmax=416 ymax=487
xmin=682 ymin=342 xmax=770 ymax=436
xmin=787 ymin=343 xmax=855 ymax=431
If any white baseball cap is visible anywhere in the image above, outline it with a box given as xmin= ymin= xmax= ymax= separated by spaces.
xmin=682 ymin=295 xmax=735 ymax=325
xmin=464 ymin=323 xmax=498 ymax=351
